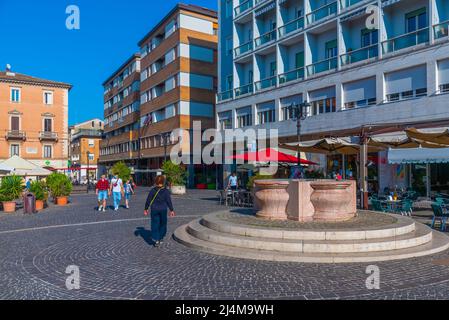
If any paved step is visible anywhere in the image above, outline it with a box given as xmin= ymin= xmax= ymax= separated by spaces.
xmin=174 ymin=224 xmax=449 ymax=263
xmin=187 ymin=219 xmax=432 ymax=254
xmin=202 ymin=213 xmax=416 ymax=241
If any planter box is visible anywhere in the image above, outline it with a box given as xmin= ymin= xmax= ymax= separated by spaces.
xmin=170 ymin=185 xmax=186 ymax=195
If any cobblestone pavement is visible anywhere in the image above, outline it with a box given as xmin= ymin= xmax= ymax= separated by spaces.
xmin=1 ymin=188 xmax=449 ymax=300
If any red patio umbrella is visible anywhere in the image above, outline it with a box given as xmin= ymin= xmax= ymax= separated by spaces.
xmin=230 ymin=148 xmax=318 ymax=165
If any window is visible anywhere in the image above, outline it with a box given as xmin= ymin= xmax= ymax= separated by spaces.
xmin=11 ymin=88 xmax=20 ymax=102
xmin=44 ymin=145 xmax=52 ymax=159
xmin=226 ymin=37 xmax=233 ymax=56
xmin=10 ymin=116 xmax=20 ymax=131
xmin=440 ymin=84 xmax=449 ymax=93
xmin=258 ymin=109 xmax=275 ymax=124
xmin=270 ymin=62 xmax=277 ymax=77
xmin=44 ymin=118 xmax=52 ymax=132
xmin=295 ymin=52 xmax=304 ymax=69
xmin=237 ymin=114 xmax=252 ymax=128
xmin=88 ymin=139 xmax=95 ymax=147
xmin=88 ymin=153 xmax=95 ymax=161
xmin=44 ymin=91 xmax=53 ymax=105
xmin=311 ymin=98 xmax=336 ymax=116
xmin=361 ymin=29 xmax=379 ymax=47
xmin=406 ymin=8 xmax=427 ymax=33
xmin=226 ymin=75 xmax=233 ymax=91
xmin=10 ymin=144 xmax=19 ymax=156
xmin=325 ymin=40 xmax=338 ymax=59
xmin=282 ymin=107 xmax=294 ymax=121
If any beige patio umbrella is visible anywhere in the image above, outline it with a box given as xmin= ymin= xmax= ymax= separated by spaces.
xmin=405 ymin=128 xmax=449 ymax=146
xmin=280 ymin=138 xmax=368 ymax=155
xmin=0 ymin=155 xmax=52 ymax=177
xmin=369 ymin=137 xmax=449 ymax=149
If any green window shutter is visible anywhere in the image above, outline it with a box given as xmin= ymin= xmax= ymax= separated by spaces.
xmin=295 ymin=52 xmax=304 ymax=68
xmin=325 ymin=39 xmax=337 ymax=50
xmin=405 ymin=7 xmax=426 ymax=19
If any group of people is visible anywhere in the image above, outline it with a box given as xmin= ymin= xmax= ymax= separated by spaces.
xmin=95 ymin=175 xmax=135 ymax=211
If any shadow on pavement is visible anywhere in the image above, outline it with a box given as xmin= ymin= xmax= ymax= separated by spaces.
xmin=134 ymin=227 xmax=155 ymax=246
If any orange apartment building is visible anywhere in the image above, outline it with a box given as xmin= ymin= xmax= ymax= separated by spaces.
xmin=69 ymin=119 xmax=104 ymax=183
xmin=0 ymin=67 xmax=71 ymax=169
xmin=99 ymin=54 xmax=141 ymax=173
xmin=137 ymin=4 xmax=218 ymax=187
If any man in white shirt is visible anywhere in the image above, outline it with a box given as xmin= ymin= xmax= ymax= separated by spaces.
xmin=110 ymin=175 xmax=124 ymax=211
xmin=228 ymin=172 xmax=238 ymax=191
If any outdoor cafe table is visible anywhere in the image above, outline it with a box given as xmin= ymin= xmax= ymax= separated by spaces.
xmin=381 ymin=199 xmax=403 ymax=213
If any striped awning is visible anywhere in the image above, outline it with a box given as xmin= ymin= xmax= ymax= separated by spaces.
xmin=388 ymin=148 xmax=449 ymax=164
xmin=255 ymin=1 xmax=276 ymax=17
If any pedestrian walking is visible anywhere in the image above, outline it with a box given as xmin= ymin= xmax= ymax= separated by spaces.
xmin=110 ymin=175 xmax=124 ymax=211
xmin=227 ymin=172 xmax=238 ymax=190
xmin=144 ymin=175 xmax=175 ymax=247
xmin=96 ymin=175 xmax=110 ymax=212
xmin=124 ymin=179 xmax=135 ymax=209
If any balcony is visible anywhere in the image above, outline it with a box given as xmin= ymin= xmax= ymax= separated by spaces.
xmin=235 ymin=0 xmax=253 ymax=17
xmin=255 ymin=76 xmax=277 ymax=92
xmin=217 ymin=90 xmax=234 ymax=102
xmin=235 ymin=41 xmax=254 ymax=57
xmin=340 ymin=44 xmax=378 ymax=66
xmin=279 ymin=67 xmax=305 ymax=85
xmin=6 ymin=130 xmax=26 ymax=141
xmin=382 ymin=27 xmax=429 ymax=54
xmin=279 ymin=16 xmax=305 ymax=38
xmin=306 ymin=1 xmax=338 ymax=24
xmin=306 ymin=57 xmax=338 ymax=76
xmin=255 ymin=30 xmax=277 ymax=48
xmin=339 ymin=0 xmax=363 ymax=9
xmin=434 ymin=20 xmax=449 ymax=40
xmin=235 ymin=83 xmax=254 ymax=97
xmin=39 ymin=131 xmax=58 ymax=141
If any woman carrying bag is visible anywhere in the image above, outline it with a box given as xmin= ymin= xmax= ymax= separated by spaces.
xmin=144 ymin=175 xmax=175 ymax=247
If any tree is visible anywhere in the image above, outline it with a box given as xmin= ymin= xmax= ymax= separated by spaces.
xmin=111 ymin=162 xmax=131 ymax=181
xmin=162 ymin=160 xmax=187 ymax=186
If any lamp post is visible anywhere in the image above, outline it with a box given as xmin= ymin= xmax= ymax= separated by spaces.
xmin=288 ymin=101 xmax=311 ymax=167
xmin=86 ymin=151 xmax=91 ymax=191
xmin=158 ymin=132 xmax=171 ymax=163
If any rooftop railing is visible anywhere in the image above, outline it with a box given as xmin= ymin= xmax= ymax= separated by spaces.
xmin=382 ymin=27 xmax=429 ymax=54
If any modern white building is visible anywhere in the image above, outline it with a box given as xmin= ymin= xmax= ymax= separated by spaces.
xmin=217 ymin=0 xmax=449 ymax=197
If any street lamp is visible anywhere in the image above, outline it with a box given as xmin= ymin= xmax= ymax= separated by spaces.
xmin=288 ymin=101 xmax=311 ymax=167
xmin=158 ymin=132 xmax=171 ymax=163
xmin=86 ymin=151 xmax=91 ymax=191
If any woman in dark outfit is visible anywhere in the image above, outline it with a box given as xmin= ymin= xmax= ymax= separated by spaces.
xmin=144 ymin=175 xmax=175 ymax=247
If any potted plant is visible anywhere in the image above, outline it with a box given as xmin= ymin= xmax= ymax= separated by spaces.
xmin=0 ymin=175 xmax=24 ymax=213
xmin=47 ymin=173 xmax=73 ymax=206
xmin=29 ymin=180 xmax=46 ymax=211
xmin=162 ymin=160 xmax=187 ymax=195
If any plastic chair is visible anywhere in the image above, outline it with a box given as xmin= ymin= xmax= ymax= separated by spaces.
xmin=371 ymin=200 xmax=388 ymax=213
xmin=398 ymin=200 xmax=413 ymax=216
xmin=431 ymin=203 xmax=448 ymax=231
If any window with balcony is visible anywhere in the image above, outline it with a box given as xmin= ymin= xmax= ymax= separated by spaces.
xmin=406 ymin=7 xmax=427 ymax=33
xmin=44 ymin=118 xmax=52 ymax=132
xmin=325 ymin=39 xmax=338 ymax=59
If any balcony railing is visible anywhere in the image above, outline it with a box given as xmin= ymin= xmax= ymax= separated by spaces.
xmin=6 ymin=130 xmax=26 ymax=141
xmin=382 ymin=27 xmax=429 ymax=54
xmin=255 ymin=30 xmax=277 ymax=48
xmin=255 ymin=76 xmax=277 ymax=91
xmin=217 ymin=90 xmax=234 ymax=102
xmin=434 ymin=20 xmax=449 ymax=40
xmin=340 ymin=44 xmax=378 ymax=66
xmin=339 ymin=0 xmax=363 ymax=9
xmin=279 ymin=67 xmax=305 ymax=85
xmin=234 ymin=0 xmax=253 ymax=17
xmin=279 ymin=16 xmax=305 ymax=38
xmin=235 ymin=83 xmax=254 ymax=97
xmin=306 ymin=1 xmax=338 ymax=24
xmin=39 ymin=131 xmax=58 ymax=141
xmin=234 ymin=41 xmax=253 ymax=57
xmin=306 ymin=57 xmax=338 ymax=76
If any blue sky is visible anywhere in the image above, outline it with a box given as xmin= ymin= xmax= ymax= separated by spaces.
xmin=0 ymin=0 xmax=218 ymax=125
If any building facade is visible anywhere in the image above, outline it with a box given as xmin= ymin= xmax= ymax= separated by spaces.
xmin=100 ymin=54 xmax=141 ymax=175
xmin=69 ymin=119 xmax=104 ymax=183
xmin=217 ymin=0 xmax=449 ymax=195
xmin=137 ymin=4 xmax=218 ymax=187
xmin=0 ymin=67 xmax=71 ymax=169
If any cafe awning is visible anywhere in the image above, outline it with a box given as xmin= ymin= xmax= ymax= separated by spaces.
xmin=280 ymin=138 xmax=380 ymax=155
xmin=388 ymin=147 xmax=449 ymax=164
xmin=405 ymin=128 xmax=449 ymax=146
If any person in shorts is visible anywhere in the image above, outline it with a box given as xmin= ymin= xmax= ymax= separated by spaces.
xmin=124 ymin=179 xmax=135 ymax=209
xmin=96 ymin=175 xmax=110 ymax=212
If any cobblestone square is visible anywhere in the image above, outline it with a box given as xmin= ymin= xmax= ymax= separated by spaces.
xmin=1 ymin=188 xmax=449 ymax=300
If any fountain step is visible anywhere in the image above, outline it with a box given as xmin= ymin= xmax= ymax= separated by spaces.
xmin=186 ymin=219 xmax=432 ymax=254
xmin=174 ymin=224 xmax=449 ymax=263
xmin=202 ymin=212 xmax=416 ymax=241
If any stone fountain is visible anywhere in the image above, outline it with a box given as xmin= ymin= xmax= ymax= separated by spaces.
xmin=174 ymin=179 xmax=449 ymax=263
